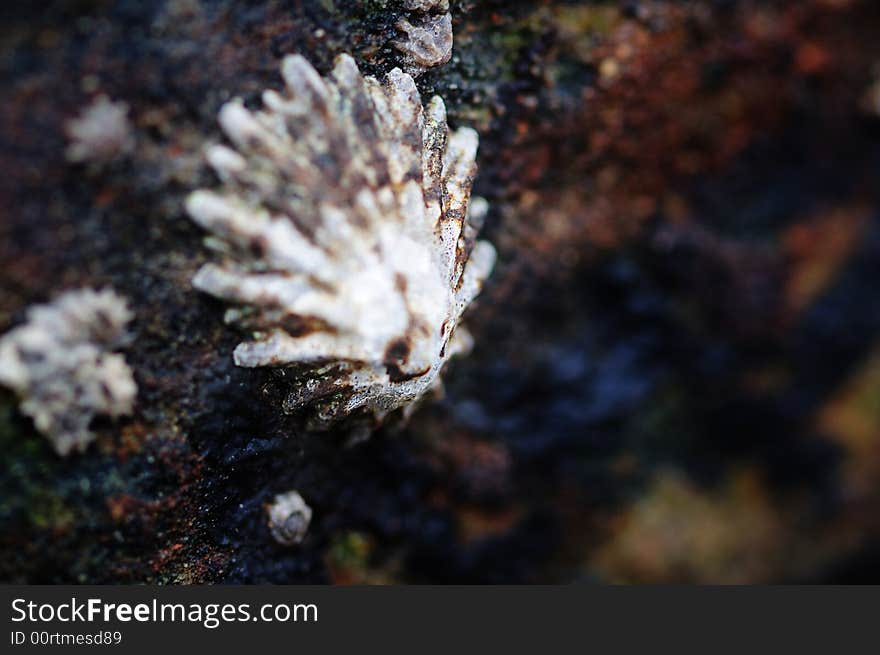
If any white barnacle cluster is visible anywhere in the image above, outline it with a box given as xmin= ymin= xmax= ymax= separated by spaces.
xmin=394 ymin=0 xmax=453 ymax=76
xmin=0 ymin=289 xmax=137 ymax=456
xmin=185 ymin=53 xmax=496 ymax=427
xmin=65 ymin=95 xmax=134 ymax=164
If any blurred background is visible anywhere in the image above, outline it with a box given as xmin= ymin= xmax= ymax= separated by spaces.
xmin=2 ymin=0 xmax=880 ymax=583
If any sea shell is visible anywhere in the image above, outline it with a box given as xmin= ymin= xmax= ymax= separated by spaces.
xmin=394 ymin=12 xmax=453 ymax=75
xmin=266 ymin=490 xmax=312 ymax=546
xmin=393 ymin=0 xmax=453 ymax=76
xmin=0 ymin=289 xmax=137 ymax=455
xmin=185 ymin=53 xmax=495 ymax=427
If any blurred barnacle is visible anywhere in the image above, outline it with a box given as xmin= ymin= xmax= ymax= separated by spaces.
xmin=185 ymin=53 xmax=495 ymax=428
xmin=394 ymin=0 xmax=453 ymax=76
xmin=266 ymin=490 xmax=312 ymax=546
xmin=0 ymin=289 xmax=137 ymax=456
xmin=65 ymin=95 xmax=135 ymax=164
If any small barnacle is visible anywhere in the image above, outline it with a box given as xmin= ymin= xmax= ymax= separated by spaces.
xmin=65 ymin=95 xmax=135 ymax=164
xmin=393 ymin=0 xmax=453 ymax=76
xmin=266 ymin=490 xmax=312 ymax=546
xmin=0 ymin=288 xmax=137 ymax=456
xmin=394 ymin=13 xmax=453 ymax=74
xmin=185 ymin=53 xmax=496 ymax=428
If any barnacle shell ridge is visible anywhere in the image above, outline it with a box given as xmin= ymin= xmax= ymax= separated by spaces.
xmin=186 ymin=54 xmax=495 ymax=426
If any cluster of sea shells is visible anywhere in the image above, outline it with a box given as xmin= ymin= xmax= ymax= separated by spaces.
xmin=2 ymin=3 xmax=493 ymax=473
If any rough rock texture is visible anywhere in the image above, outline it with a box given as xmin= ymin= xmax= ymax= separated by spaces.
xmin=3 ymin=0 xmax=880 ymax=583
xmin=186 ymin=53 xmax=495 ymax=429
